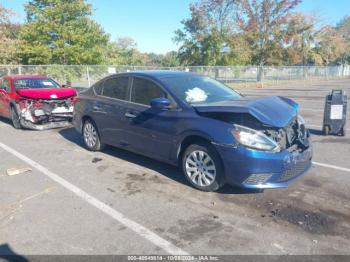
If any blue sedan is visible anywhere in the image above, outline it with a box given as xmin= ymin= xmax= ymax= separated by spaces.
xmin=73 ymin=71 xmax=312 ymax=192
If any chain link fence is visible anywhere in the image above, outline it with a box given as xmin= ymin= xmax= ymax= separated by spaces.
xmin=1 ymin=65 xmax=349 ymax=89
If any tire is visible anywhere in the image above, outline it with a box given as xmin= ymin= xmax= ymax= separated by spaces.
xmin=323 ymin=125 xmax=329 ymax=136
xmin=182 ymin=142 xmax=225 ymax=192
xmin=10 ymin=106 xmax=22 ymax=129
xmin=82 ymin=119 xmax=105 ymax=151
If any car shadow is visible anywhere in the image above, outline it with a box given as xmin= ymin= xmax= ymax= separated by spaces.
xmin=0 ymin=244 xmax=28 ymax=262
xmin=0 ymin=116 xmax=13 ymax=127
xmin=58 ymin=127 xmax=261 ymax=195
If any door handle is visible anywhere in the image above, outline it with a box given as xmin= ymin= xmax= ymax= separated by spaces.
xmin=93 ymin=105 xmax=102 ymax=111
xmin=125 ymin=112 xmax=136 ymax=119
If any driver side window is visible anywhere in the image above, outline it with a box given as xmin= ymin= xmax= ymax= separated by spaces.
xmin=2 ymin=79 xmax=11 ymax=93
xmin=131 ymin=77 xmax=166 ymax=106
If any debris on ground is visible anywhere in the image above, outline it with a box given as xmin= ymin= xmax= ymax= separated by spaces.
xmin=6 ymin=167 xmax=32 ymax=176
xmin=92 ymin=157 xmax=103 ymax=163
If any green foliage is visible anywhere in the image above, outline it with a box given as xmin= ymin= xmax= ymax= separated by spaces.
xmin=236 ymin=0 xmax=302 ymax=66
xmin=19 ymin=0 xmax=109 ymax=65
xmin=175 ymin=0 xmax=350 ymax=66
xmin=106 ymin=38 xmax=147 ymax=66
xmin=313 ymin=25 xmax=347 ymax=65
xmin=336 ymin=16 xmax=350 ymax=64
xmin=284 ymin=13 xmax=317 ymax=65
xmin=105 ymin=38 xmax=180 ymax=67
xmin=0 ymin=4 xmax=21 ymax=64
xmin=174 ymin=0 xmax=238 ymax=66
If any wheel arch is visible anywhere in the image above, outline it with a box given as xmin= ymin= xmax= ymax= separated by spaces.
xmin=177 ymin=134 xmax=213 ymax=165
xmin=81 ymin=115 xmax=95 ymax=132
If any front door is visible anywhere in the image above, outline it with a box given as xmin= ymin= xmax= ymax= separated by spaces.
xmin=123 ymin=77 xmax=178 ymax=160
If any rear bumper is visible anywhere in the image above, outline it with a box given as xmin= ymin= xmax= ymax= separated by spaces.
xmin=214 ymin=142 xmax=313 ymax=189
xmin=20 ymin=119 xmax=72 ymax=130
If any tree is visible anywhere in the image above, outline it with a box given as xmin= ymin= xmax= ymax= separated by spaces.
xmin=159 ymin=51 xmax=181 ymax=67
xmin=106 ymin=37 xmax=146 ymax=66
xmin=174 ymin=0 xmax=240 ymax=66
xmin=284 ymin=13 xmax=317 ymax=65
xmin=336 ymin=16 xmax=350 ymax=64
xmin=236 ymin=0 xmax=302 ymax=67
xmin=20 ymin=0 xmax=109 ymax=65
xmin=0 ymin=4 xmax=21 ymax=64
xmin=174 ymin=0 xmax=308 ymax=68
xmin=314 ymin=25 xmax=347 ymax=65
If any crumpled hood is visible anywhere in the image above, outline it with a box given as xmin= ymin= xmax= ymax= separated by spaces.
xmin=16 ymin=88 xmax=77 ymax=100
xmin=194 ymin=96 xmax=299 ymax=128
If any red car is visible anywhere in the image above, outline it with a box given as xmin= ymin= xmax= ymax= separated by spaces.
xmin=0 ymin=75 xmax=77 ymax=130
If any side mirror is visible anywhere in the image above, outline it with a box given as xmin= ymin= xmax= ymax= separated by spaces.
xmin=61 ymin=84 xmax=70 ymax=88
xmin=150 ymin=97 xmax=171 ymax=110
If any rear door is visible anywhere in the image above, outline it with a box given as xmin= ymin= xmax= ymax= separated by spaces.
xmin=91 ymin=76 xmax=130 ymax=147
xmin=0 ymin=78 xmax=12 ymax=118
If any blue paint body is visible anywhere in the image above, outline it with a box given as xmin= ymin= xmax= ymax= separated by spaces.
xmin=73 ymin=71 xmax=312 ymax=189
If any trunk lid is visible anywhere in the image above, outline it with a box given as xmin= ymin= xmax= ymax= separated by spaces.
xmin=16 ymin=88 xmax=77 ymax=100
xmin=193 ymin=96 xmax=298 ymax=128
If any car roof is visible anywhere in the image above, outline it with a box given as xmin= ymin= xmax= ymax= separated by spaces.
xmin=124 ymin=70 xmax=195 ymax=79
xmin=4 ymin=75 xmax=49 ymax=80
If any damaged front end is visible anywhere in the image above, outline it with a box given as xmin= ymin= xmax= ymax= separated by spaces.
xmin=198 ymin=111 xmax=313 ymax=188
xmin=16 ymin=97 xmax=75 ymax=130
xmin=201 ymin=112 xmax=310 ymax=152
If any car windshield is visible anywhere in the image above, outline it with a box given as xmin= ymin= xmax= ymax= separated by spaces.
xmin=14 ymin=78 xmax=60 ymax=89
xmin=161 ymin=75 xmax=241 ymax=105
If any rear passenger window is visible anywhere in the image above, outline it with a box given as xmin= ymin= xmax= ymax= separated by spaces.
xmin=131 ymin=78 xmax=165 ymax=106
xmin=102 ymin=77 xmax=129 ymax=100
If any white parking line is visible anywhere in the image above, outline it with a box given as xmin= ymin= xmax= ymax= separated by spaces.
xmin=313 ymin=161 xmax=350 ymax=173
xmin=0 ymin=141 xmax=188 ymax=255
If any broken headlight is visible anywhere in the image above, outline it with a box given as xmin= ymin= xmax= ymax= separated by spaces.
xmin=231 ymin=124 xmax=280 ymax=152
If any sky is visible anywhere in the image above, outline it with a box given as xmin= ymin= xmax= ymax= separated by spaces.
xmin=1 ymin=0 xmax=350 ymax=54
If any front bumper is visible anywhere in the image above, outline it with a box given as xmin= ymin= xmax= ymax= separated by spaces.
xmin=214 ymin=142 xmax=313 ymax=189
xmin=20 ymin=119 xmax=72 ymax=130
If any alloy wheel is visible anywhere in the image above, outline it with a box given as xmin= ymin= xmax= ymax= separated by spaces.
xmin=185 ymin=150 xmax=216 ymax=187
xmin=83 ymin=122 xmax=97 ymax=148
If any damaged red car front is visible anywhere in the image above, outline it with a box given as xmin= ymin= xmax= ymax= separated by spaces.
xmin=0 ymin=75 xmax=77 ymax=130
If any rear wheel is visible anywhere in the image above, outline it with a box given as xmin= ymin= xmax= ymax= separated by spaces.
xmin=182 ymin=142 xmax=225 ymax=192
xmin=10 ymin=106 xmax=22 ymax=129
xmin=82 ymin=119 xmax=105 ymax=151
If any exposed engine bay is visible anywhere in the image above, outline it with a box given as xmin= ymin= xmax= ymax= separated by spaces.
xmin=199 ymin=112 xmax=310 ymax=152
xmin=16 ymin=98 xmax=75 ymax=130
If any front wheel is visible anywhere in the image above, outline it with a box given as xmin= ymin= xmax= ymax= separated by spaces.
xmin=10 ymin=106 xmax=22 ymax=129
xmin=182 ymin=142 xmax=225 ymax=192
xmin=82 ymin=119 xmax=105 ymax=151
